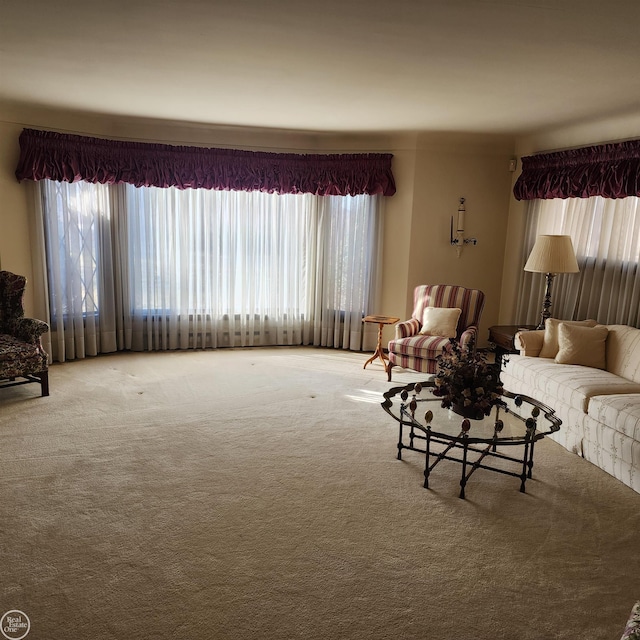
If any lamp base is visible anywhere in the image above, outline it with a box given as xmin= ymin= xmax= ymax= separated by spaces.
xmin=536 ymin=272 xmax=555 ymax=330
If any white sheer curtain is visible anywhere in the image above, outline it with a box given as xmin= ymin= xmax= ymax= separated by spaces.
xmin=516 ymin=196 xmax=640 ymax=327
xmin=122 ymin=186 xmax=311 ymax=350
xmin=41 ymin=180 xmax=120 ymax=361
xmin=37 ymin=180 xmax=382 ymax=361
xmin=309 ymin=193 xmax=382 ymax=349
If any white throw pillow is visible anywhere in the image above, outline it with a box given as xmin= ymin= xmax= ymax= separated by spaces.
xmin=538 ymin=318 xmax=598 ymax=359
xmin=419 ymin=307 xmax=461 ymax=338
xmin=555 ymin=323 xmax=608 ymax=369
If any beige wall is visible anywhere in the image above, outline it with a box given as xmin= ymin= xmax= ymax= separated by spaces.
xmin=407 ymin=132 xmax=515 ymax=345
xmin=499 ymin=112 xmax=640 ymax=324
xmin=0 ymin=121 xmax=32 ymax=302
xmin=0 ymin=102 xmax=516 ymax=348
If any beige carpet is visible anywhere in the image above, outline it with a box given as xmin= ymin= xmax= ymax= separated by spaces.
xmin=1 ymin=346 xmax=639 ymax=640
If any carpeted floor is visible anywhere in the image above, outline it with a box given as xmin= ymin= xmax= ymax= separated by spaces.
xmin=1 ymin=346 xmax=639 ymax=640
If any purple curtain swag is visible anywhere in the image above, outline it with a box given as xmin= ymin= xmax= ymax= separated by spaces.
xmin=15 ymin=128 xmax=396 ymax=197
xmin=514 ymin=138 xmax=640 ymax=200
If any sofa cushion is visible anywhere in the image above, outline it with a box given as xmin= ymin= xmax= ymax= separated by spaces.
xmin=419 ymin=307 xmax=461 ymax=338
xmin=605 ymin=325 xmax=640 ymax=383
xmin=538 ymin=318 xmax=597 ymax=359
xmin=555 ymin=323 xmax=608 ymax=369
xmin=502 ymin=355 xmax=640 ymax=413
xmin=584 ymin=413 xmax=640 ymax=474
xmin=587 ymin=394 xmax=640 ymax=441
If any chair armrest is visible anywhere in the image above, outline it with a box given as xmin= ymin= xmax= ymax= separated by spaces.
xmin=14 ymin=317 xmax=50 ymax=343
xmin=395 ymin=318 xmax=420 ymax=339
xmin=514 ymin=330 xmax=544 ymax=357
xmin=619 ymin=601 xmax=640 ymax=640
xmin=459 ymin=326 xmax=478 ymax=348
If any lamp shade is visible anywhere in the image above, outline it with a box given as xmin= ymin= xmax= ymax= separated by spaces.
xmin=524 ymin=235 xmax=579 ymax=274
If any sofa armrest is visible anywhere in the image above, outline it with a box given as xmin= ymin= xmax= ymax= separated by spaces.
xmin=514 ymin=329 xmax=544 ymax=357
xmin=395 ymin=318 xmax=420 ymax=339
xmin=14 ymin=317 xmax=50 ymax=344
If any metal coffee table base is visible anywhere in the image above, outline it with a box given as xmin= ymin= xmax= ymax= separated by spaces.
xmin=382 ymin=383 xmax=561 ymax=500
xmin=398 ymin=424 xmax=535 ymax=499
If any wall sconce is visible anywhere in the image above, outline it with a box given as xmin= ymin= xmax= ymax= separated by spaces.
xmin=450 ymin=197 xmax=477 ymax=258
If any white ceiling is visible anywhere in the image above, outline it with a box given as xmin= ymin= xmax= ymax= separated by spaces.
xmin=2 ymin=0 xmax=640 ymax=135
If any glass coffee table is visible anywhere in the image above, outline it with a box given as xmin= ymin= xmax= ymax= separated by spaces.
xmin=381 ymin=381 xmax=561 ymax=498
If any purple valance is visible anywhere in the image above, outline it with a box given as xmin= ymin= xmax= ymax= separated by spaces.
xmin=15 ymin=128 xmax=396 ymax=197
xmin=513 ymin=138 xmax=640 ymax=200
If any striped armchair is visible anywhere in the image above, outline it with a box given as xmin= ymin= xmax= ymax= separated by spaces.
xmin=387 ymin=284 xmax=485 ymax=381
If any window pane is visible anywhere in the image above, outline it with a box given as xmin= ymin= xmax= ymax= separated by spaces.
xmin=42 ymin=180 xmax=110 ymax=318
xmin=40 ymin=179 xmax=380 ymax=355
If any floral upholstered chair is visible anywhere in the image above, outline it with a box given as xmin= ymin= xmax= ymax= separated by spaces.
xmin=0 ymin=270 xmax=50 ymax=396
xmin=387 ymin=284 xmax=485 ymax=381
xmin=620 ymin=601 xmax=640 ymax=640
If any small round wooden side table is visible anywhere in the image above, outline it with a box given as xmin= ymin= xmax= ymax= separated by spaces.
xmin=362 ymin=315 xmax=400 ymax=373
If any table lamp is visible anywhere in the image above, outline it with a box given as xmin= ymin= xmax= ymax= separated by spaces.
xmin=524 ymin=234 xmax=579 ymax=329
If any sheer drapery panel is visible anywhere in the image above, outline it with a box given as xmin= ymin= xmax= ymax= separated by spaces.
xmin=41 ymin=181 xmax=120 ymax=361
xmin=516 ymin=196 xmax=640 ymax=328
xmin=39 ymin=180 xmax=381 ymax=361
xmin=124 ymin=186 xmax=310 ymax=350
xmin=309 ymin=194 xmax=381 ymax=349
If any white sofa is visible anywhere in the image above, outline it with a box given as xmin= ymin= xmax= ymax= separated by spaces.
xmin=501 ymin=321 xmax=640 ymax=494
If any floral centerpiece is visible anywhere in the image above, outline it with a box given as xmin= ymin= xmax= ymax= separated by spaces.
xmin=432 ymin=339 xmax=504 ymax=419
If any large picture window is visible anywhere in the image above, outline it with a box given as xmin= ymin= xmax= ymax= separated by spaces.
xmin=40 ymin=180 xmax=382 ymax=361
xmin=17 ymin=129 xmax=394 ymax=362
xmin=516 ymin=196 xmax=640 ymax=327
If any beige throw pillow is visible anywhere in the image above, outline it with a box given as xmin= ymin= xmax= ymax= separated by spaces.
xmin=555 ymin=323 xmax=608 ymax=369
xmin=538 ymin=318 xmax=598 ymax=359
xmin=419 ymin=307 xmax=461 ymax=338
